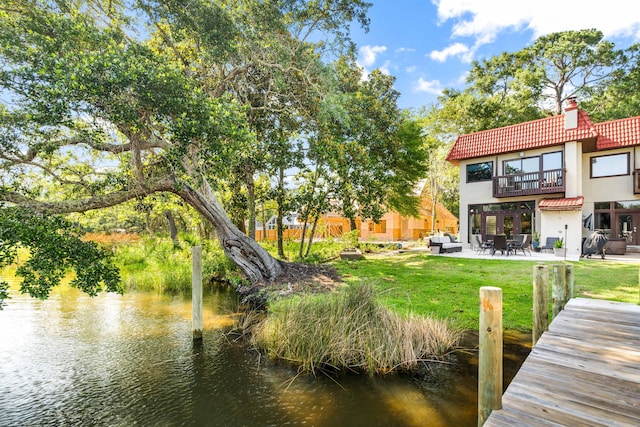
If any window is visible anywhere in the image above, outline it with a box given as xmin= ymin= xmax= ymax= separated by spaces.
xmin=469 ymin=205 xmax=481 ymax=235
xmin=505 ymin=157 xmax=538 ymax=174
xmin=542 ymin=152 xmax=562 ymax=170
xmin=520 ymin=212 xmax=532 ymax=234
xmin=615 ymin=200 xmax=640 ymax=209
xmin=591 ymin=153 xmax=629 ymax=178
xmin=595 ymin=212 xmax=611 ymax=238
xmin=466 ymin=161 xmax=493 ymax=182
xmin=504 ymin=151 xmax=563 ymax=175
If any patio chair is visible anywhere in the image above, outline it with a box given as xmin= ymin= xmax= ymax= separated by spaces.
xmin=475 ymin=235 xmax=492 ymax=254
xmin=540 ymin=237 xmax=559 ymax=253
xmin=510 ymin=234 xmax=529 ymax=256
xmin=492 ymin=234 xmax=508 ymax=256
xmin=522 ymin=234 xmax=532 ymax=255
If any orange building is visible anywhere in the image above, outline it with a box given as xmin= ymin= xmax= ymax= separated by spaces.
xmin=357 ymin=196 xmax=458 ymax=241
xmin=253 ymin=186 xmax=458 ymax=242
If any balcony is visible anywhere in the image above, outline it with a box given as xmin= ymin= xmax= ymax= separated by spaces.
xmin=492 ymin=169 xmax=565 ymax=198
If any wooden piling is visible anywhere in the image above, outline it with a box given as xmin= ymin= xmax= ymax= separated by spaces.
xmin=478 ymin=286 xmax=503 ymax=427
xmin=192 ymin=245 xmax=203 ymax=341
xmin=532 ymin=264 xmax=549 ymax=346
xmin=551 ymin=264 xmax=567 ymax=318
xmin=565 ymin=264 xmax=574 ymax=300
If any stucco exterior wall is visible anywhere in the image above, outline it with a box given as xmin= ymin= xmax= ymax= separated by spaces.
xmin=581 ymin=147 xmax=638 ymax=204
xmin=564 ymin=141 xmax=582 ymax=198
xmin=540 ymin=210 xmax=582 ymax=261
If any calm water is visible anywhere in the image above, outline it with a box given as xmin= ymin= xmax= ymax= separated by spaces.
xmin=0 ymin=286 xmax=529 ymax=426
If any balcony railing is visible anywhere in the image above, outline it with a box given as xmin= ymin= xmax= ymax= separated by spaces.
xmin=634 ymin=170 xmax=640 ymax=194
xmin=492 ymin=169 xmax=565 ymax=198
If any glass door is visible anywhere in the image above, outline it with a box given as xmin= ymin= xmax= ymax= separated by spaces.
xmin=502 ymin=215 xmax=515 ymax=239
xmin=484 ymin=214 xmax=516 ymax=239
xmin=618 ymin=214 xmax=639 ymax=245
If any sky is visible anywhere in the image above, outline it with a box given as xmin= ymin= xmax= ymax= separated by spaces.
xmin=349 ymin=0 xmax=640 ymax=110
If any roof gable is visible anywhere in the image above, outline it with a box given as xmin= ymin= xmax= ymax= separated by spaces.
xmin=446 ymin=110 xmax=640 ymax=163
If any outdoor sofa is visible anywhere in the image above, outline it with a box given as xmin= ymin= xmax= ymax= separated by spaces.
xmin=429 ymin=235 xmax=463 ymax=253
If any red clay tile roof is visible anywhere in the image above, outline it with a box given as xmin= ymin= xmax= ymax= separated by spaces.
xmin=445 ymin=110 xmax=640 ymax=163
xmin=594 ymin=116 xmax=640 ymax=150
xmin=538 ymin=196 xmax=584 ymax=211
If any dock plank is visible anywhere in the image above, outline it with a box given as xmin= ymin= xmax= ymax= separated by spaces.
xmin=485 ymin=298 xmax=640 ymax=427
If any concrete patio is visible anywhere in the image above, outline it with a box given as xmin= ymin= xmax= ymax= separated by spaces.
xmin=421 ymin=246 xmax=640 ymax=263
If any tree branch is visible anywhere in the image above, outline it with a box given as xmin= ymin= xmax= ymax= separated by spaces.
xmin=0 ymin=176 xmax=177 ymax=214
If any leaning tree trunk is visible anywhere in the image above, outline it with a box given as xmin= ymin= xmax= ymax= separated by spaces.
xmin=164 ymin=210 xmax=179 ymax=244
xmin=175 ymin=180 xmax=283 ymax=285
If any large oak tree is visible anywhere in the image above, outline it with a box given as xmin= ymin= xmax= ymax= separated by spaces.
xmin=0 ymin=0 xmax=373 ymax=302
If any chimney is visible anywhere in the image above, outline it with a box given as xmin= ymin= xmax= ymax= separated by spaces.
xmin=564 ymin=97 xmax=578 ymax=130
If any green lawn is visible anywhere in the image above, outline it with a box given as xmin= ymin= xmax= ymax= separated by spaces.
xmin=334 ymin=253 xmax=639 ymax=331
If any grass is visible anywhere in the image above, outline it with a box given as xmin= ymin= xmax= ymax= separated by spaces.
xmin=259 ymin=233 xmax=391 ymax=263
xmin=113 ymin=235 xmax=246 ymax=293
xmin=334 ymin=253 xmax=640 ymax=331
xmin=246 ymin=282 xmax=462 ymax=376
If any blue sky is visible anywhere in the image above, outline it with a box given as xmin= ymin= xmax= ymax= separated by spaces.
xmin=349 ymin=0 xmax=640 ymax=110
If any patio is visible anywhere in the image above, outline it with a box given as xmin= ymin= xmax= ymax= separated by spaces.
xmin=424 ymin=246 xmax=640 ymax=263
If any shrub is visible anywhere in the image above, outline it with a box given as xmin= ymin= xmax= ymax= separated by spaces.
xmin=246 ymin=283 xmax=462 ymax=376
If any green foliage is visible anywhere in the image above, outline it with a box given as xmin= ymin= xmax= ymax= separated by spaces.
xmin=434 ymin=29 xmax=628 ymax=138
xmin=114 ymin=236 xmax=244 ymax=292
xmin=315 ymin=60 xmax=429 ymax=225
xmin=584 ymin=43 xmax=640 ymax=121
xmin=260 ymin=237 xmax=344 ymax=263
xmin=342 ymin=230 xmax=360 ymax=249
xmin=554 ymin=238 xmax=564 ymax=249
xmin=0 ymin=0 xmax=376 ymax=285
xmin=414 ymin=107 xmax=461 ymax=219
xmin=0 ymin=207 xmax=121 ymax=306
xmin=0 ymin=281 xmax=8 ymax=309
xmin=248 ymin=282 xmax=461 ymax=375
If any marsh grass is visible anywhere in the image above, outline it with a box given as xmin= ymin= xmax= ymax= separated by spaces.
xmin=114 ymin=236 xmax=244 ymax=292
xmin=247 ymin=283 xmax=462 ymax=376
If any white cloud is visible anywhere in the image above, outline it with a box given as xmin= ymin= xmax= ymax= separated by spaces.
xmin=406 ymin=66 xmax=417 ymax=73
xmin=414 ymin=78 xmax=443 ymax=95
xmin=358 ymin=45 xmax=387 ymax=67
xmin=379 ymin=60 xmax=392 ymax=75
xmin=434 ymin=0 xmax=640 ymax=50
xmin=429 ymin=42 xmax=471 ymax=62
xmin=395 ymin=47 xmax=416 ymax=54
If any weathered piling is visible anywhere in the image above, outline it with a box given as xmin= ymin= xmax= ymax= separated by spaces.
xmin=551 ymin=264 xmax=568 ymax=318
xmin=478 ymin=286 xmax=503 ymax=427
xmin=565 ymin=264 xmax=574 ymax=300
xmin=532 ymin=264 xmax=549 ymax=346
xmin=192 ymin=245 xmax=203 ymax=341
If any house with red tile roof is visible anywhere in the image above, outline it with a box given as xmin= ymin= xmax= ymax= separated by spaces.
xmin=447 ymin=99 xmax=640 ymax=260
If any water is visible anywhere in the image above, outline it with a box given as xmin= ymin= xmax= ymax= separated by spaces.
xmin=0 ymin=286 xmax=529 ymax=426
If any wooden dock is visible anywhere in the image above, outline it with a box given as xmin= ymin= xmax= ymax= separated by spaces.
xmin=486 ymin=298 xmax=640 ymax=426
